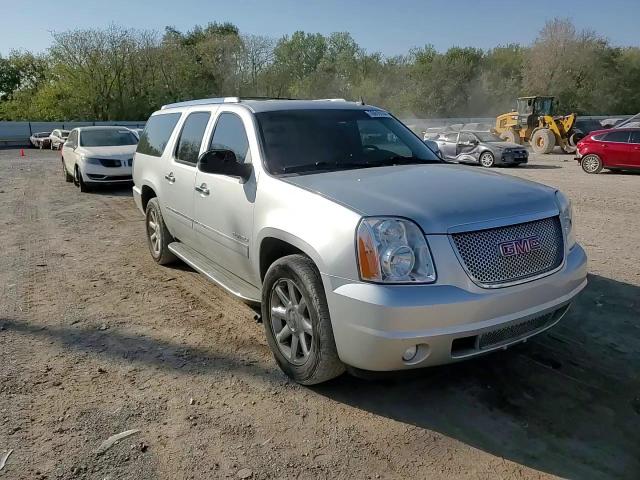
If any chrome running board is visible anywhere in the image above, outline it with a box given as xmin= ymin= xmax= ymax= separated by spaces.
xmin=168 ymin=242 xmax=261 ymax=304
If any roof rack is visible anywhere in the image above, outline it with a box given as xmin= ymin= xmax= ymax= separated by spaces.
xmin=161 ymin=97 xmax=240 ymax=110
xmin=160 ymin=96 xmax=352 ymax=110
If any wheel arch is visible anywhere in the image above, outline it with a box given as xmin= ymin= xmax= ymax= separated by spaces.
xmin=257 ymin=229 xmax=326 ymax=282
xmin=140 ymin=184 xmax=157 ymax=211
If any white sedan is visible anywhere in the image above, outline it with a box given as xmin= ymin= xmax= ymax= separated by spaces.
xmin=61 ymin=126 xmax=139 ymax=192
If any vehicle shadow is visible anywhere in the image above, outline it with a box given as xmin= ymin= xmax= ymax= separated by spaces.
xmin=2 ymin=274 xmax=638 ymax=479
xmin=520 ymin=164 xmax=563 ymax=170
xmin=313 ymin=273 xmax=640 ymax=480
xmin=88 ymin=184 xmax=134 ymax=197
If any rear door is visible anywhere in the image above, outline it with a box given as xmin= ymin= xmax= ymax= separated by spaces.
xmin=601 ymin=130 xmax=631 ymax=167
xmin=162 ymin=111 xmax=212 ymax=245
xmin=437 ymin=133 xmax=459 ymax=159
xmin=629 ymin=131 xmax=640 ymax=168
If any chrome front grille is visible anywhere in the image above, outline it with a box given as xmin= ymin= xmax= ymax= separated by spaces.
xmin=451 ymin=216 xmax=564 ymax=287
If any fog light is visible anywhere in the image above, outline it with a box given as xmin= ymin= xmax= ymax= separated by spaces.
xmin=402 ymin=345 xmax=418 ymax=362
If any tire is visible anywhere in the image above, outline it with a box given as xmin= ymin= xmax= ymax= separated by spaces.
xmin=501 ymin=129 xmax=520 ymax=144
xmin=262 ymin=254 xmax=345 ymax=385
xmin=145 ymin=197 xmax=176 ymax=265
xmin=62 ymin=160 xmax=73 ymax=183
xmin=74 ymin=165 xmax=91 ymax=193
xmin=479 ymin=151 xmax=495 ymax=167
xmin=531 ymin=128 xmax=555 ymax=154
xmin=569 ymin=131 xmax=583 ymax=147
xmin=581 ymin=154 xmax=603 ymax=174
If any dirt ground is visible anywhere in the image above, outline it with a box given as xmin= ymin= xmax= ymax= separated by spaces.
xmin=0 ymin=148 xmax=638 ymax=480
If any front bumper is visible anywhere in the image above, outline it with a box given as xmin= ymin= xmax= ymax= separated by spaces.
xmin=499 ymin=151 xmax=528 ymax=165
xmin=82 ymin=163 xmax=132 ymax=183
xmin=323 ymin=241 xmax=587 ymax=371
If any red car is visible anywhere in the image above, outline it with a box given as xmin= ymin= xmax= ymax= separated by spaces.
xmin=576 ymin=128 xmax=640 ymax=174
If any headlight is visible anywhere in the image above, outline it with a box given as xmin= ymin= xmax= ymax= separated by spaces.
xmin=356 ymin=217 xmax=436 ymax=284
xmin=555 ymin=191 xmax=576 ymax=250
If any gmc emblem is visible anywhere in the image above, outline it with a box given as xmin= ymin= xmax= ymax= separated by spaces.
xmin=498 ymin=236 xmax=541 ymax=257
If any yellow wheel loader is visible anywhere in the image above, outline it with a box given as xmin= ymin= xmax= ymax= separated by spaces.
xmin=494 ymin=96 xmax=578 ymax=154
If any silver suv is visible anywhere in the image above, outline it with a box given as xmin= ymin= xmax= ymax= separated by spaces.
xmin=133 ymin=98 xmax=587 ymax=385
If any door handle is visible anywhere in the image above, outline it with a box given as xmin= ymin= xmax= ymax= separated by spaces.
xmin=195 ymin=183 xmax=210 ymax=196
xmin=164 ymin=172 xmax=175 ymax=183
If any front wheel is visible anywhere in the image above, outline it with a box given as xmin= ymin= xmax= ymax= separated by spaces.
xmin=581 ymin=154 xmax=603 ymax=174
xmin=262 ymin=255 xmax=345 ymax=385
xmin=479 ymin=151 xmax=495 ymax=167
xmin=74 ymin=165 xmax=91 ymax=192
xmin=62 ymin=160 xmax=73 ymax=182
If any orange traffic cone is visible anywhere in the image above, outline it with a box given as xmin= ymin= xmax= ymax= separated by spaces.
xmin=20 ymin=149 xmax=25 ymax=157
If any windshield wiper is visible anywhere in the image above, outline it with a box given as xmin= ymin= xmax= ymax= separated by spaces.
xmin=376 ymin=155 xmax=441 ymax=166
xmin=281 ymin=160 xmax=372 ymax=174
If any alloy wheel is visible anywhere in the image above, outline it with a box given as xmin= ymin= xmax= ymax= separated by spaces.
xmin=582 ymin=156 xmax=601 ymax=173
xmin=269 ymin=279 xmax=313 ymax=365
xmin=147 ymin=209 xmax=161 ymax=257
xmin=480 ymin=152 xmax=494 ymax=167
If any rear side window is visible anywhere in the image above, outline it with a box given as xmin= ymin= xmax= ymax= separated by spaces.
xmin=137 ymin=113 xmax=181 ymax=157
xmin=175 ymin=112 xmax=211 ymax=165
xmin=630 ymin=131 xmax=640 ymax=144
xmin=603 ymin=131 xmax=630 ymax=143
xmin=444 ymin=133 xmax=458 ymax=142
xmin=210 ymin=113 xmax=251 ymax=163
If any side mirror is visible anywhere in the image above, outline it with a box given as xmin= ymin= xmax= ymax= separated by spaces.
xmin=197 ymin=149 xmax=252 ymax=182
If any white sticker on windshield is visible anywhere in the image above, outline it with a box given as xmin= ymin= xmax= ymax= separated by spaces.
xmin=364 ymin=110 xmax=391 ymax=118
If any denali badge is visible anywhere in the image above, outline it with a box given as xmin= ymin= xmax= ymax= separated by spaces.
xmin=498 ymin=236 xmax=541 ymax=257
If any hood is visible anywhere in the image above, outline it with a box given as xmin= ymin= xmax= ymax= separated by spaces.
xmin=77 ymin=145 xmax=137 ymax=158
xmin=284 ymin=164 xmax=559 ymax=234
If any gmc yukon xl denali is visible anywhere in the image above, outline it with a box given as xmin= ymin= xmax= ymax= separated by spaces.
xmin=132 ymin=97 xmax=587 ymax=385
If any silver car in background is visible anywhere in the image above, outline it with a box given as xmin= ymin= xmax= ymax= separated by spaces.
xmin=133 ymin=98 xmax=587 ymax=385
xmin=437 ymin=130 xmax=528 ymax=167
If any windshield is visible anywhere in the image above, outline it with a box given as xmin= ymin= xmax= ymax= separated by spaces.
xmin=80 ymin=129 xmax=138 ymax=147
xmin=255 ymin=109 xmax=440 ymax=174
xmin=475 ymin=132 xmax=504 ymax=142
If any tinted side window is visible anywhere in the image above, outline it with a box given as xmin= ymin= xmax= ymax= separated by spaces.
xmin=629 ymin=131 xmax=640 ymax=144
xmin=210 ymin=113 xmax=250 ymax=163
xmin=175 ymin=112 xmax=211 ymax=165
xmin=137 ymin=113 xmax=181 ymax=157
xmin=459 ymin=132 xmax=475 ymax=143
xmin=604 ymin=131 xmax=630 ymax=143
xmin=68 ymin=130 xmax=78 ymax=146
xmin=444 ymin=133 xmax=458 ymax=142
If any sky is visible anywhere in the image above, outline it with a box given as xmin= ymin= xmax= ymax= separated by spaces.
xmin=1 ymin=0 xmax=639 ymax=56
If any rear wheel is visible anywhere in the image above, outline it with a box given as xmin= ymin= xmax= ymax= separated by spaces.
xmin=262 ymin=254 xmax=345 ymax=385
xmin=531 ymin=128 xmax=555 ymax=154
xmin=581 ymin=154 xmax=603 ymax=174
xmin=479 ymin=151 xmax=495 ymax=167
xmin=145 ymin=198 xmax=176 ymax=265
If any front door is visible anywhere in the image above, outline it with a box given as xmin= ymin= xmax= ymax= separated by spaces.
xmin=162 ymin=111 xmax=211 ymax=245
xmin=456 ymin=132 xmax=479 ymax=159
xmin=601 ymin=130 xmax=631 ymax=167
xmin=627 ymin=131 xmax=640 ymax=168
xmin=193 ymin=110 xmax=257 ymax=285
